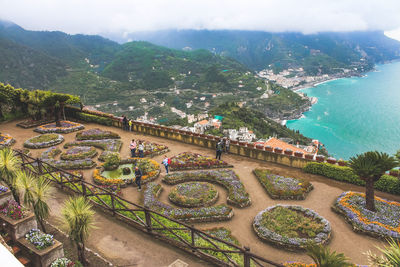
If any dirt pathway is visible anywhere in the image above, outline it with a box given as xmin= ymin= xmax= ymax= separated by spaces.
xmin=3 ymin=120 xmax=400 ymax=266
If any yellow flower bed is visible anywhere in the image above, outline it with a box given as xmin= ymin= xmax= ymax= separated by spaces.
xmin=93 ymin=169 xmax=124 ymax=186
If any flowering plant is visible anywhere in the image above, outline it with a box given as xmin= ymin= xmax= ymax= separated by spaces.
xmin=65 ymin=139 xmax=122 ymax=161
xmin=0 ymin=200 xmax=27 ymax=220
xmin=60 ymin=146 xmax=97 ymax=160
xmin=253 ymin=169 xmax=313 ymax=200
xmin=76 ymin=128 xmax=120 ymax=140
xmin=41 ymin=147 xmax=96 ymax=170
xmin=0 ymin=133 xmax=15 ymax=148
xmin=130 ymin=140 xmax=169 ymax=158
xmin=333 ymin=191 xmax=400 ymax=239
xmin=0 ymin=185 xmax=9 ymax=194
xmin=51 ymin=257 xmax=75 ymax=267
xmin=25 ymin=228 xmax=54 ymax=249
xmin=168 ymin=182 xmax=218 ymax=208
xmin=24 ymin=134 xmax=64 ymax=149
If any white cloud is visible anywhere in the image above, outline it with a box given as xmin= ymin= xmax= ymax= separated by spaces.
xmin=0 ymin=0 xmax=400 ymax=35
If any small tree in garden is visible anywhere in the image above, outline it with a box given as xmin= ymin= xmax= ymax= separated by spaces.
xmin=349 ymin=151 xmax=398 ymax=211
xmin=0 ymin=148 xmax=21 ymax=203
xmin=41 ymin=92 xmax=81 ymax=127
xmin=61 ymin=196 xmax=95 ymax=266
xmin=16 ymin=172 xmax=53 ymax=232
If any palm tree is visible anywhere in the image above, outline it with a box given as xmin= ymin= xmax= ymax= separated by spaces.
xmin=306 ymin=244 xmax=353 ymax=267
xmin=32 ymin=176 xmax=52 ymax=233
xmin=15 ymin=172 xmax=53 ymax=232
xmin=61 ymin=196 xmax=95 ymax=266
xmin=349 ymin=151 xmax=398 ymax=211
xmin=0 ymin=148 xmax=21 ymax=203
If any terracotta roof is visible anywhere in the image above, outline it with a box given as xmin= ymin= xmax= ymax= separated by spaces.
xmin=262 ymin=137 xmax=308 ymax=154
xmin=197 ymin=120 xmax=209 ymax=125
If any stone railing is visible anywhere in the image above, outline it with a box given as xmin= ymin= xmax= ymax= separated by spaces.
xmin=65 ymin=106 xmax=328 ymax=169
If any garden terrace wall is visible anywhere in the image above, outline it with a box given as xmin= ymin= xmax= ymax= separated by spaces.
xmin=65 ymin=106 xmax=312 ymax=169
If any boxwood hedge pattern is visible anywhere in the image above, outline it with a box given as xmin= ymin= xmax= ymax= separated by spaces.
xmin=253 ymin=169 xmax=313 ymax=200
xmin=253 ymin=205 xmax=331 ymax=250
xmin=332 ymin=191 xmax=400 ymax=240
xmin=143 ymin=182 xmax=233 ymax=223
xmin=40 ymin=146 xmax=96 ymax=170
xmin=35 ymin=120 xmax=84 ymax=134
xmin=163 ymin=169 xmax=251 ymax=208
xmin=24 ymin=134 xmax=64 ymax=149
xmin=303 ymin=162 xmax=400 ymax=195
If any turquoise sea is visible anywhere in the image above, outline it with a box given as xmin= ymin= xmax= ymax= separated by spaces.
xmin=287 ymin=61 xmax=400 ymax=160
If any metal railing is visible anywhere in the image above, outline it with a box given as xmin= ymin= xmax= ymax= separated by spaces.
xmin=15 ymin=150 xmax=284 ymax=267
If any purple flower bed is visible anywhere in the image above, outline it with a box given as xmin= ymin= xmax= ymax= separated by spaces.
xmin=253 ymin=169 xmax=313 ymax=200
xmin=143 ymin=182 xmax=233 ymax=223
xmin=35 ymin=120 xmax=84 ymax=134
xmin=333 ymin=191 xmax=400 ymax=240
xmin=76 ymin=128 xmax=120 ymax=140
xmin=60 ymin=146 xmax=97 ymax=160
xmin=25 ymin=228 xmax=54 ymax=250
xmin=168 ymin=182 xmax=218 ymax=208
xmin=163 ymin=169 xmax=251 ymax=207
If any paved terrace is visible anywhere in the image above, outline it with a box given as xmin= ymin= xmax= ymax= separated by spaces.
xmin=2 ymin=120 xmax=400 ymax=266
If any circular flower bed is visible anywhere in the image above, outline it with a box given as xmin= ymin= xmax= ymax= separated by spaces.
xmin=35 ymin=120 xmax=84 ymax=134
xmin=168 ymin=182 xmax=218 ymax=207
xmin=143 ymin=182 xmax=233 ymax=223
xmin=24 ymin=133 xmax=64 ymax=149
xmin=253 ymin=205 xmax=331 ymax=250
xmin=253 ymin=169 xmax=313 ymax=200
xmin=333 ymin=191 xmax=400 ymax=240
xmin=76 ymin=128 xmax=120 ymax=140
xmin=60 ymin=146 xmax=97 ymax=160
xmin=163 ymin=169 xmax=251 ymax=208
xmin=0 ymin=133 xmax=15 ymax=148
xmin=93 ymin=158 xmax=160 ymax=187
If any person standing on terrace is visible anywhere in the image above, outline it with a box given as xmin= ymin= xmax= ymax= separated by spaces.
xmin=122 ymin=115 xmax=128 ymax=130
xmin=129 ymin=119 xmax=133 ymax=131
xmin=138 ymin=141 xmax=144 ymax=158
xmin=130 ymin=139 xmax=137 ymax=157
xmin=134 ymin=166 xmax=142 ymax=191
xmin=216 ymin=139 xmax=223 ymax=160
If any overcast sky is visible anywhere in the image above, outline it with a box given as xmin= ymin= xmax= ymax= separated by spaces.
xmin=1 ymin=0 xmax=400 ymax=39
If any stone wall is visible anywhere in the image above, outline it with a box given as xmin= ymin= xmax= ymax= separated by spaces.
xmin=66 ymin=106 xmax=316 ymax=169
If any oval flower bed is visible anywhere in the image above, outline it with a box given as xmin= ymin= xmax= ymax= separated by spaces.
xmin=35 ymin=120 xmax=84 ymax=134
xmin=60 ymin=146 xmax=97 ymax=160
xmin=168 ymin=182 xmax=218 ymax=208
xmin=24 ymin=133 xmax=64 ymax=149
xmin=253 ymin=205 xmax=331 ymax=250
xmin=253 ymin=169 xmax=313 ymax=200
xmin=333 ymin=191 xmax=400 ymax=240
xmin=169 ymin=152 xmax=233 ymax=171
xmin=41 ymin=147 xmax=96 ymax=170
xmin=25 ymin=228 xmax=54 ymax=249
xmin=143 ymin=182 xmax=233 ymax=223
xmin=163 ymin=169 xmax=251 ymax=208
xmin=0 ymin=133 xmax=15 ymax=148
xmin=93 ymin=158 xmax=161 ymax=187
xmin=76 ymin=128 xmax=120 ymax=140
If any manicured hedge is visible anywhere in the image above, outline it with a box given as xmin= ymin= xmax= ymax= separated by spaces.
xmin=303 ymin=162 xmax=400 ymax=195
xmin=75 ymin=112 xmax=113 ymax=126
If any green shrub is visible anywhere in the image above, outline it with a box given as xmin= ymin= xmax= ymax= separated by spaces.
xmin=75 ymin=112 xmax=113 ymax=126
xmin=304 ymin=162 xmax=400 ymax=195
xmin=303 ymin=162 xmax=364 ymax=186
xmin=103 ymin=153 xmax=120 ymax=170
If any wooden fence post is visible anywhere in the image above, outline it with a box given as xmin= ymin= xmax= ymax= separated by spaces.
xmin=81 ymin=181 xmax=87 ymax=197
xmin=144 ymin=208 xmax=152 ymax=233
xmin=191 ymin=226 xmax=196 ymax=252
xmin=36 ymin=158 xmax=42 ymax=174
xmin=110 ymin=194 xmax=116 ymax=216
xmin=244 ymin=246 xmax=251 ymax=267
